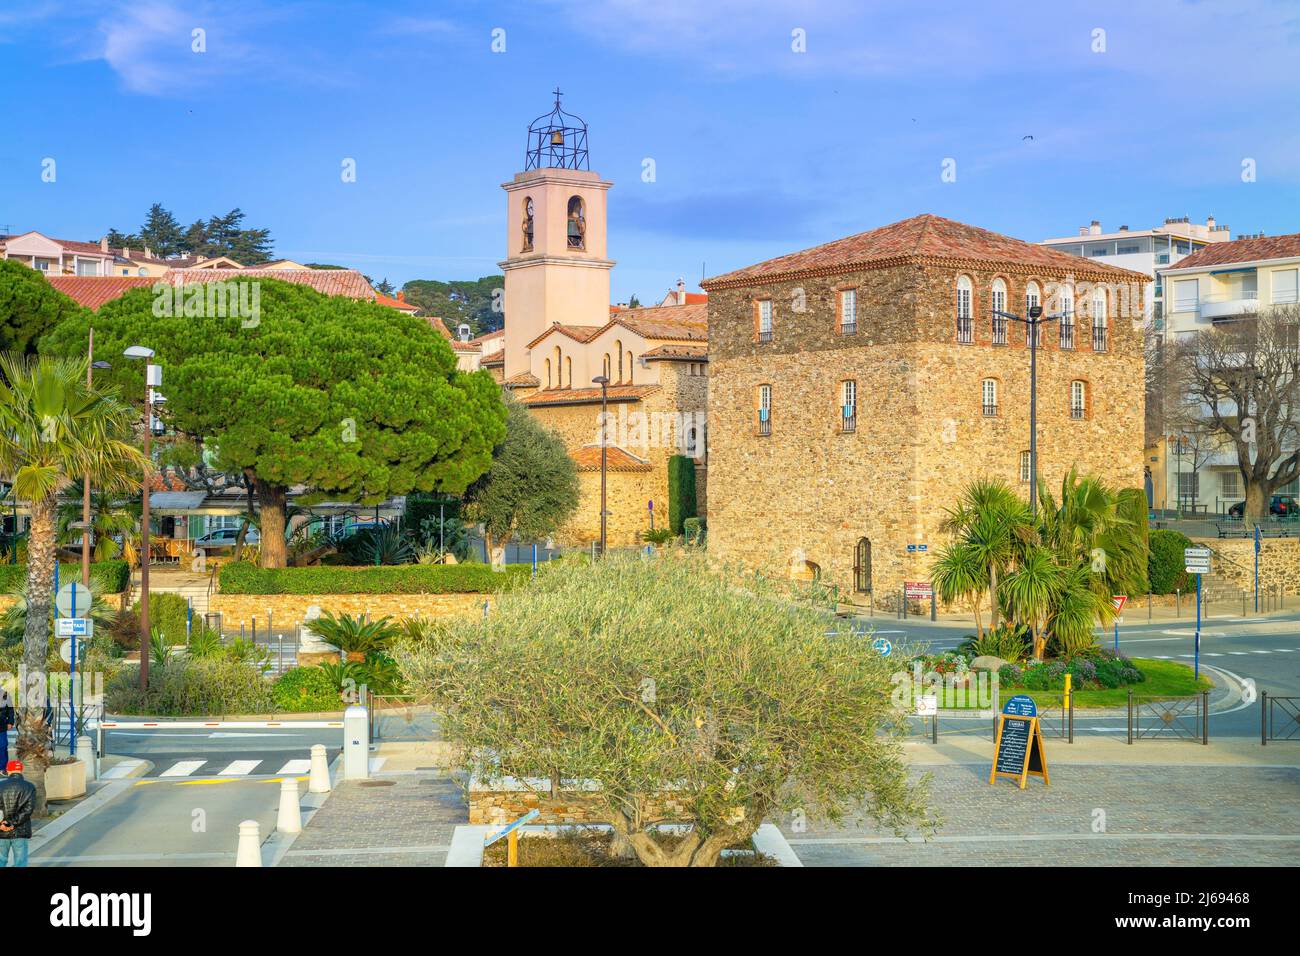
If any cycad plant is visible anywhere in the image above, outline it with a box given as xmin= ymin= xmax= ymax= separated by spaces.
xmin=309 ymin=610 xmax=400 ymax=660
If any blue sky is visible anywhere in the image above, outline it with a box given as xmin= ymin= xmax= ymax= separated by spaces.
xmin=3 ymin=0 xmax=1299 ymax=301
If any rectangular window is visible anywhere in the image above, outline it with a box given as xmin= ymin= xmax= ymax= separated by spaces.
xmin=1092 ymin=298 xmax=1108 ymax=352
xmin=1070 ymin=381 xmax=1086 ymax=419
xmin=1173 ymin=279 xmax=1200 ymax=313
xmin=1020 ymin=451 xmax=1032 ymax=483
xmin=841 ymin=380 xmax=857 ymax=432
xmin=982 ymin=379 xmax=997 ymax=417
xmin=839 ymin=289 xmax=857 ymax=335
xmin=991 ymin=288 xmax=1007 ymax=344
xmin=757 ymin=384 xmax=772 ymax=435
xmin=1116 ymin=244 xmax=1141 ymax=255
xmin=1220 ymin=471 xmax=1240 ymax=499
xmin=1059 ymin=312 xmax=1075 ymax=350
xmin=1178 ymin=472 xmax=1200 ymax=499
xmin=1273 ymin=269 xmax=1299 ymax=305
xmin=757 ymin=300 xmax=773 ymax=342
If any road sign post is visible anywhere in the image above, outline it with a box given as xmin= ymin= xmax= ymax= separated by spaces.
xmin=56 ymin=581 xmax=92 ymax=757
xmin=1254 ymin=525 xmax=1261 ymax=613
xmin=1111 ymin=595 xmax=1127 ymax=652
xmin=1183 ymin=548 xmax=1211 ymax=679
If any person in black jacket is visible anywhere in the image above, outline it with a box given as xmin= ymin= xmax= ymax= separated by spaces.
xmin=0 ymin=760 xmax=36 ymax=867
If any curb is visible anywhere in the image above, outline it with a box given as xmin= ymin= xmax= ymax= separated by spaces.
xmin=264 ymin=753 xmax=343 ymax=867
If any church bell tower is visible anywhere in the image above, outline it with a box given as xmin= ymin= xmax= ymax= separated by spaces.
xmin=500 ymin=91 xmax=614 ymax=381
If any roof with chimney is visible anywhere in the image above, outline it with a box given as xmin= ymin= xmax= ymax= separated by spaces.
xmin=702 ymin=214 xmax=1150 ymax=290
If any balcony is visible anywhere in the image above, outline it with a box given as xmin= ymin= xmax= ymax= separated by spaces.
xmin=758 ymin=328 xmax=773 ymax=343
xmin=1201 ymin=290 xmax=1259 ymax=321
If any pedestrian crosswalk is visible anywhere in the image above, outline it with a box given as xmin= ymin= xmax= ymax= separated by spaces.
xmin=143 ymin=751 xmax=340 ymax=778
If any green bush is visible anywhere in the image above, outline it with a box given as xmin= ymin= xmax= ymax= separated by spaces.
xmin=132 ymin=591 xmax=213 ymax=644
xmin=272 ymin=666 xmax=343 ymax=712
xmin=106 ymin=657 xmax=274 ymax=716
xmin=667 ymin=455 xmax=698 ymax=536
xmin=218 ymin=561 xmax=529 ymax=594
xmin=682 ymin=517 xmax=706 ymax=547
xmin=1148 ymin=528 xmax=1193 ymax=594
xmin=0 ymin=560 xmax=130 ymax=594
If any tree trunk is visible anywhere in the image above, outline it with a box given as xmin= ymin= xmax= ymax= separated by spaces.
xmin=256 ymin=479 xmax=289 ymax=568
xmin=18 ymin=494 xmax=57 ymax=817
xmin=988 ymin=564 xmax=999 ymax=630
xmin=1244 ymin=481 xmax=1271 ymax=526
xmin=485 ymin=531 xmax=509 ymax=570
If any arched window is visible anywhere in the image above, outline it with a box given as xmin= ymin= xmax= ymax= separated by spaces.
xmin=982 ymin=378 xmax=998 ymax=416
xmin=1070 ymin=380 xmax=1088 ymax=419
xmin=544 ymin=358 xmax=551 ymax=388
xmin=565 ymin=356 xmax=572 ymax=388
xmin=685 ymin=425 xmax=699 ymax=457
xmin=1091 ymin=287 xmax=1108 ymax=351
xmin=522 ymin=197 xmax=535 ymax=252
xmin=854 ymin=537 xmax=872 ymax=594
xmin=615 ymin=339 xmax=623 ymax=382
xmin=1025 ymin=281 xmax=1042 ymax=347
xmin=567 ymin=196 xmax=585 ymax=250
xmin=990 ymin=278 xmax=1007 ymax=344
xmin=956 ymin=276 xmax=973 ymax=343
xmin=603 ymin=353 xmax=611 ymax=379
xmin=1059 ymin=283 xmax=1075 ymax=349
xmin=626 ymin=353 xmax=634 ymax=384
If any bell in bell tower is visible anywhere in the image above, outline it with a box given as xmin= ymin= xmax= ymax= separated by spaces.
xmin=500 ymin=91 xmax=615 ymax=381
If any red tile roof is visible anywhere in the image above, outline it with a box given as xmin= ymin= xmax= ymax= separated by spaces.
xmin=642 ymin=343 xmax=708 ymax=361
xmin=480 ymin=349 xmax=505 ymax=366
xmin=571 ymin=445 xmax=652 ymax=472
xmin=1165 ymin=233 xmax=1300 ymax=271
xmin=519 ymin=384 xmax=660 ymax=407
xmin=701 ymin=214 xmax=1149 ymax=290
xmin=424 ymin=316 xmax=480 ymax=351
xmin=502 ymin=371 xmax=540 ymax=388
xmin=375 ymin=292 xmax=421 ymax=312
xmin=45 ymin=276 xmax=156 ymax=310
xmin=598 ymin=303 xmax=708 ymax=342
xmin=525 ymin=322 xmax=604 ymax=349
xmin=164 ymin=268 xmax=377 ymax=299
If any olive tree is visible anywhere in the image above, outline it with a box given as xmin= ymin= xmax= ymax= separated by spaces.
xmin=398 ymin=552 xmax=933 ymax=866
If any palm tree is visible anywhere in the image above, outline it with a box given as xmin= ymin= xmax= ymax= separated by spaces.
xmin=0 ymin=353 xmax=147 ymax=811
xmin=931 ymin=542 xmax=989 ymax=639
xmin=939 ymin=480 xmax=1033 ymax=629
xmin=1000 ymin=546 xmax=1063 ymax=660
xmin=57 ymin=491 xmax=140 ymax=562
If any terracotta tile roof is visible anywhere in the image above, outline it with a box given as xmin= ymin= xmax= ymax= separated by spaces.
xmin=469 ymin=330 xmax=504 ymax=345
xmin=525 ymin=322 xmax=604 ymax=349
xmin=375 ymin=291 xmax=421 ymax=312
xmin=503 ymin=371 xmax=540 ymax=388
xmin=599 ymin=302 xmax=708 ymax=342
xmin=164 ymin=268 xmax=377 ymax=299
xmin=701 ymin=214 xmax=1149 ymax=290
xmin=683 ymin=292 xmax=708 ymax=304
xmin=481 ymin=349 xmax=505 ymax=366
xmin=45 ymin=276 xmax=156 ymax=310
xmin=424 ymin=316 xmax=480 ymax=351
xmin=641 ymin=343 xmax=708 ymax=361
xmin=1165 ymin=233 xmax=1300 ymax=271
xmin=519 ymin=384 xmax=660 ymax=407
xmin=571 ymin=444 xmax=652 ymax=472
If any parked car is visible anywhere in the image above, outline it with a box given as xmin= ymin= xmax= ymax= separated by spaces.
xmin=192 ymin=527 xmax=260 ymax=551
xmin=1227 ymin=495 xmax=1298 ymax=518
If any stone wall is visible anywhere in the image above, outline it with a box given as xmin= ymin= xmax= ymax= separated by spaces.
xmin=208 ymin=591 xmax=492 ymax=630
xmin=1194 ymin=536 xmax=1300 ymax=595
xmin=705 ymin=261 xmax=1145 ymax=601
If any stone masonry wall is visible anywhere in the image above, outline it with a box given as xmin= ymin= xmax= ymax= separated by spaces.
xmin=208 ymin=592 xmax=491 ymax=630
xmin=706 ymin=261 xmax=1144 ymax=602
xmin=1195 ymin=536 xmax=1300 ymax=595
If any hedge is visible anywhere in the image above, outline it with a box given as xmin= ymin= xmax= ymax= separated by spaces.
xmin=218 ymin=561 xmax=530 ymax=595
xmin=667 ymin=455 xmax=698 ymax=536
xmin=1148 ymin=528 xmax=1193 ymax=595
xmin=0 ymin=560 xmax=130 ymax=594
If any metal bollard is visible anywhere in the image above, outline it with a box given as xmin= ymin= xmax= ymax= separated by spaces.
xmin=276 ymin=778 xmax=302 ymax=834
xmin=235 ymin=820 xmax=262 ymax=867
xmin=309 ymin=743 xmax=332 ymax=793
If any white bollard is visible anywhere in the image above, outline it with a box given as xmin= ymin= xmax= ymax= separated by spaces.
xmin=235 ymin=820 xmax=262 ymax=867
xmin=343 ymin=704 xmax=369 ymax=781
xmin=75 ymin=735 xmax=97 ymax=781
xmin=308 ymin=743 xmax=331 ymax=793
xmin=276 ymin=778 xmax=302 ymax=834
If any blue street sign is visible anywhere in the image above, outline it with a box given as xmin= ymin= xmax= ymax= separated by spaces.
xmin=872 ymin=637 xmax=893 ymax=657
xmin=484 ymin=808 xmax=540 ymax=847
xmin=1002 ymin=694 xmax=1037 ymax=717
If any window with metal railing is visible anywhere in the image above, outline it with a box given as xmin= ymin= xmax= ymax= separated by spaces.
xmin=757 ymin=384 xmax=772 ymax=435
xmin=841 ymin=380 xmax=857 ymax=432
xmin=1092 ymin=320 xmax=1108 ymax=351
xmin=757 ymin=299 xmax=774 ymax=343
xmin=1070 ymin=380 xmax=1087 ymax=419
xmin=1059 ymin=312 xmax=1075 ymax=349
xmin=982 ymin=378 xmax=998 ymax=417
xmin=839 ymin=289 xmax=857 ymax=335
xmin=956 ymin=276 xmax=973 ymax=343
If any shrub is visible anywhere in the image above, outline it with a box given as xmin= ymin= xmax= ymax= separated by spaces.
xmin=1148 ymin=528 xmax=1193 ymax=595
xmin=272 ymin=667 xmax=342 ymax=712
xmin=106 ymin=657 xmax=274 ymax=716
xmin=133 ymin=591 xmax=213 ymax=644
xmin=307 ymin=611 xmax=400 ymax=656
xmin=682 ymin=517 xmax=706 ymax=547
xmin=0 ymin=560 xmax=129 ymax=594
xmin=958 ymin=624 xmax=1030 ymax=663
xmin=218 ymin=561 xmax=529 ymax=594
xmin=398 ymin=552 xmax=934 ymax=867
xmin=639 ymin=527 xmax=674 ymax=546
xmin=666 ymin=455 xmax=698 ymax=536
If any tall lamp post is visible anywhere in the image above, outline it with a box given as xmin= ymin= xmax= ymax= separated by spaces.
xmin=992 ymin=304 xmax=1059 ymax=519
xmin=125 ymin=345 xmax=159 ymax=690
xmin=592 ymin=375 xmax=610 ymax=556
xmin=79 ymin=344 xmax=113 ymax=586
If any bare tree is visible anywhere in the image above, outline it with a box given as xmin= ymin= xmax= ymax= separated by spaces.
xmin=1169 ymin=305 xmax=1300 ymax=522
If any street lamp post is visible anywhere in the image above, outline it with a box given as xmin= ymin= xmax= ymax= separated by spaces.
xmin=80 ymin=341 xmax=113 ymax=587
xmin=125 ymin=346 xmax=158 ymax=690
xmin=992 ymin=305 xmax=1059 ymax=519
xmin=592 ymin=375 xmax=610 ymax=556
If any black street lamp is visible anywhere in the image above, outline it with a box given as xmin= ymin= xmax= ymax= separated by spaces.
xmin=125 ymin=345 xmax=158 ymax=690
xmin=592 ymin=375 xmax=610 ymax=556
xmin=992 ymin=304 xmax=1060 ymax=519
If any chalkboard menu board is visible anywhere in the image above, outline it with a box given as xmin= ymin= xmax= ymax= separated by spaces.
xmin=989 ymin=713 xmax=1049 ymax=789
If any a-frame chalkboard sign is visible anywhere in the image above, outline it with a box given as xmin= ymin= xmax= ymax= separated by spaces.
xmin=989 ymin=694 xmax=1049 ymax=789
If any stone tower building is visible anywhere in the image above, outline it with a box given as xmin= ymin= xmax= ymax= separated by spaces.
xmin=701 ymin=214 xmax=1148 ymax=605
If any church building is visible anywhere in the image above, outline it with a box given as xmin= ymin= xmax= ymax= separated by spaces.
xmin=496 ymin=95 xmax=708 ymax=547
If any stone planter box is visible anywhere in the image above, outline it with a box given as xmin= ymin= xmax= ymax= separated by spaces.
xmin=445 ymin=822 xmax=802 ymax=867
xmin=45 ymin=759 xmax=87 ymax=802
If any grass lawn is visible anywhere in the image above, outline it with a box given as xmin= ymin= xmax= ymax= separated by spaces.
xmin=1004 ymin=658 xmax=1214 ymax=710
